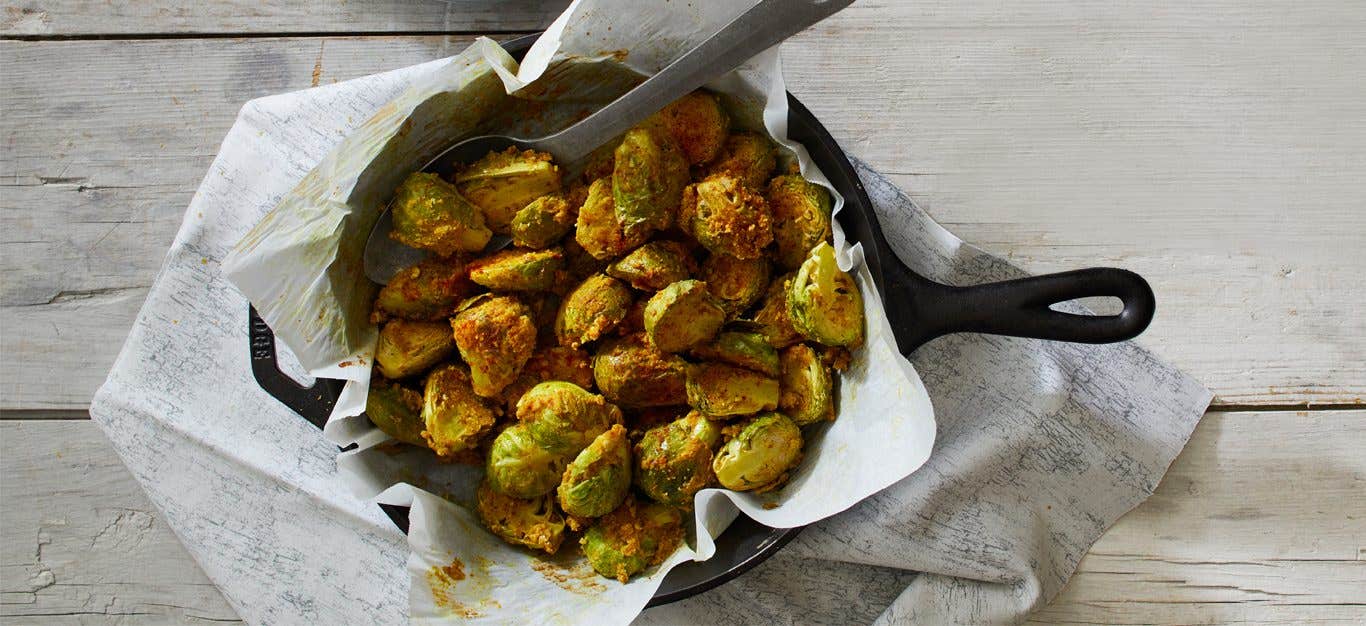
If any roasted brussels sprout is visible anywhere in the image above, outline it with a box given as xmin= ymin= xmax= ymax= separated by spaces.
xmin=700 ymin=254 xmax=770 ymax=316
xmin=651 ymin=91 xmax=730 ymax=166
xmin=575 ymin=177 xmax=649 ymax=261
xmin=500 ymin=345 xmax=594 ymax=413
xmin=691 ymin=331 xmax=780 ymax=377
xmin=372 ymin=256 xmax=477 ymax=322
xmin=511 ymin=193 xmax=575 ymax=249
xmin=767 ymin=174 xmax=834 ymax=270
xmin=555 ymin=273 xmax=633 ymax=348
xmin=778 ymin=344 xmax=833 ymax=426
xmin=679 ymin=175 xmax=773 ymax=260
xmin=421 ymin=364 xmax=497 ymax=457
xmin=606 ymin=241 xmax=695 ymax=291
xmin=516 ymin=381 xmax=621 ymax=455
xmin=485 ymin=423 xmax=567 ymax=498
xmin=454 ymin=148 xmax=562 ymax=234
xmin=468 ymin=247 xmax=564 ymax=292
xmin=450 ymin=295 xmax=538 ymax=397
xmin=705 ymin=132 xmax=777 ymax=190
xmin=787 ymin=242 xmax=865 ymax=347
xmin=712 ymin=412 xmax=803 ymax=492
xmin=558 ymin=424 xmax=632 ymax=518
xmin=613 ymin=126 xmax=689 ymax=237
xmin=634 ymin=411 xmax=721 ymax=508
xmin=685 ymin=362 xmax=780 ymax=417
xmin=390 ymin=172 xmax=493 ymax=256
xmin=644 ymin=280 xmax=726 ymax=353
xmin=749 ymin=273 xmax=803 ymax=348
xmin=581 ymin=496 xmax=683 ymax=582
xmin=365 ymin=378 xmax=426 ymax=447
xmin=476 ymin=481 xmax=566 ymax=554
xmin=375 ymin=319 xmax=456 ymax=379
xmin=592 ymin=334 xmax=688 ymax=408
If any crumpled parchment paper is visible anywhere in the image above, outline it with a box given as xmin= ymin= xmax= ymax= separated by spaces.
xmin=220 ymin=1 xmax=934 ymax=622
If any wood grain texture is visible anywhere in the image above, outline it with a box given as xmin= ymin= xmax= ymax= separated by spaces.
xmin=0 ymin=0 xmax=569 ymax=35
xmin=3 ymin=2 xmax=1364 ymax=410
xmin=0 ymin=420 xmax=241 ymax=623
xmin=4 ymin=411 xmax=1360 ymax=623
xmin=1029 ymin=409 xmax=1366 ymax=624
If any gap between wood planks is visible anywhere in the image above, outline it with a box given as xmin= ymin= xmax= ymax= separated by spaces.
xmin=0 ymin=29 xmax=534 ymax=42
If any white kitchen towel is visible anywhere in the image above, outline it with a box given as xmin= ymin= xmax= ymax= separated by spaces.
xmin=90 ymin=58 xmax=1211 ymax=625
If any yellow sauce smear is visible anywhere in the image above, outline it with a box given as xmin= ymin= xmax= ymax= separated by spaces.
xmin=427 ymin=558 xmax=482 ymax=618
xmin=530 ymin=559 xmax=608 ymax=595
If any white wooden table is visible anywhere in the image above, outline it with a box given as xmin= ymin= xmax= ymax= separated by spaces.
xmin=3 ymin=1 xmax=1363 ymax=623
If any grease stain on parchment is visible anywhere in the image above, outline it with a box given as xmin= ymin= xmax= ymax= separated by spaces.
xmin=530 ymin=558 xmax=608 ymax=595
xmin=427 ymin=557 xmax=482 ymax=618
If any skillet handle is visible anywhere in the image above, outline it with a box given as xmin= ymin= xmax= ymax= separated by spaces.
xmin=248 ymin=305 xmax=344 ymax=430
xmin=884 ymin=266 xmax=1155 ymax=354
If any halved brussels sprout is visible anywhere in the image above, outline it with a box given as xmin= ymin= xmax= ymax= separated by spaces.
xmin=511 ymin=193 xmax=575 ymax=249
xmin=592 ymin=334 xmax=688 ymax=408
xmin=365 ymin=378 xmax=426 ymax=447
xmin=375 ymin=319 xmax=456 ymax=379
xmin=679 ymin=175 xmax=773 ymax=260
xmin=613 ymin=126 xmax=689 ymax=237
xmin=644 ymin=280 xmax=726 ymax=353
xmin=691 ymin=331 xmax=780 ymax=377
xmin=390 ymin=172 xmax=493 ymax=255
xmin=581 ymin=496 xmax=683 ymax=582
xmin=558 ymin=424 xmax=632 ymax=518
xmin=704 ymin=132 xmax=777 ymax=190
xmin=685 ymin=362 xmax=780 ymax=417
xmin=700 ymin=254 xmax=770 ymax=316
xmin=421 ymin=364 xmax=497 ymax=457
xmin=485 ymin=423 xmax=567 ymax=498
xmin=476 ymin=481 xmax=566 ymax=554
xmin=515 ymin=381 xmax=622 ymax=455
xmin=454 ymin=147 xmax=562 ymax=234
xmin=555 ymin=273 xmax=633 ymax=348
xmin=748 ymin=273 xmax=803 ymax=348
xmin=651 ymin=91 xmax=730 ymax=166
xmin=500 ymin=345 xmax=594 ymax=414
xmin=372 ymin=256 xmax=477 ymax=322
xmin=450 ymin=295 xmax=538 ymax=397
xmin=767 ymin=174 xmax=834 ymax=270
xmin=712 ymin=412 xmax=803 ymax=492
xmin=576 ymin=177 xmax=649 ymax=261
xmin=634 ymin=411 xmax=721 ymax=508
xmin=777 ymin=344 xmax=833 ymax=426
xmin=468 ymin=247 xmax=564 ymax=292
xmin=787 ymin=242 xmax=865 ymax=347
xmin=606 ymin=241 xmax=695 ymax=291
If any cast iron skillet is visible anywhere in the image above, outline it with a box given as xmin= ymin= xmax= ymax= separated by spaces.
xmin=247 ymin=33 xmax=1154 ymax=607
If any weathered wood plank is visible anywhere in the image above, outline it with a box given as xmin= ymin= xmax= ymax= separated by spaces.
xmin=2 ymin=0 xmax=1359 ymax=37
xmin=4 ymin=0 xmax=1366 ymax=410
xmin=0 ymin=0 xmax=567 ymax=36
xmin=0 ymin=420 xmax=242 ymax=623
xmin=0 ymin=35 xmax=493 ymax=410
xmin=1029 ymin=409 xmax=1366 ymax=624
xmin=4 ymin=411 xmax=1361 ymax=623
